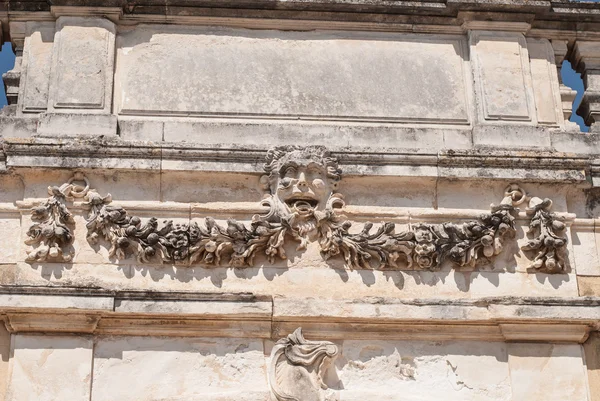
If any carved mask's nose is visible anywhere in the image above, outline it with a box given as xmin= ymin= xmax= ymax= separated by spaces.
xmin=297 ymin=172 xmax=308 ymax=188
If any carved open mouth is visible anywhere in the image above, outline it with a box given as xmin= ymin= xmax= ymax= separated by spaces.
xmin=285 ymin=198 xmax=318 ymax=211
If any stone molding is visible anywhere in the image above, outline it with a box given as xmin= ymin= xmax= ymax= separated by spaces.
xmin=0 ymin=287 xmax=597 ymax=343
xmin=21 ymin=147 xmax=569 ymax=273
xmin=2 ymin=3 xmax=600 ymax=39
xmin=1 ymin=135 xmax=597 ymax=184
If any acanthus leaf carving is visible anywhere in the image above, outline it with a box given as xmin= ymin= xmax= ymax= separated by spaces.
xmin=24 ymin=173 xmax=89 ymax=263
xmin=521 ymin=196 xmax=569 ymax=273
xmin=269 ymin=328 xmax=338 ymax=401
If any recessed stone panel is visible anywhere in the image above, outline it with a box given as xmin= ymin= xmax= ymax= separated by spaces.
xmin=527 ymin=38 xmax=563 ymax=125
xmin=471 ymin=31 xmax=533 ymax=122
xmin=115 ymin=26 xmax=470 ymax=124
xmin=48 ymin=17 xmax=115 ymax=112
xmin=19 ymin=22 xmax=54 ymax=114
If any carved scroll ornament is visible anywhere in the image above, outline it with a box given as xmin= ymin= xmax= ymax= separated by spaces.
xmin=269 ymin=328 xmax=338 ymax=401
xmin=24 ymin=173 xmax=90 ymax=263
xmin=25 ymin=146 xmax=568 ymax=273
xmin=521 ymin=196 xmax=568 ymax=273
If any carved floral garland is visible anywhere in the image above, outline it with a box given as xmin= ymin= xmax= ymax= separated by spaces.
xmin=24 ymin=173 xmax=89 ymax=263
xmin=521 ymin=196 xmax=568 ymax=273
xmin=24 ymin=147 xmax=570 ymax=273
xmin=81 ymin=188 xmax=521 ymax=270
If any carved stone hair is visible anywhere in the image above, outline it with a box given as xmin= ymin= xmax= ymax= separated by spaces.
xmin=263 ymin=145 xmax=342 ymax=193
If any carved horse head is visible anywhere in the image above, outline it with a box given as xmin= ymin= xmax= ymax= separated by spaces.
xmin=269 ymin=328 xmax=339 ymax=401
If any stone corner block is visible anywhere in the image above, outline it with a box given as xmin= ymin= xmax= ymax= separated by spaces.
xmin=37 ymin=113 xmax=117 ymax=137
xmin=551 ymin=131 xmax=600 ymax=154
xmin=472 ymin=124 xmax=552 ymax=148
xmin=0 ymin=115 xmax=37 ymax=138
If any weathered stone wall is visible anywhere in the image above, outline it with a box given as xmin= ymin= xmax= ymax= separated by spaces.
xmin=1 ymin=1 xmax=600 ymax=400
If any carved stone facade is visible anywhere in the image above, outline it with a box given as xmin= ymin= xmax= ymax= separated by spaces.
xmin=1 ymin=1 xmax=600 ymax=401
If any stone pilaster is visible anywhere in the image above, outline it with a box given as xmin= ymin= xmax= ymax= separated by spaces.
xmin=463 ymin=20 xmax=536 ymax=124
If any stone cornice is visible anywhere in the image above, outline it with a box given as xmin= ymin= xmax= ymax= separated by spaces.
xmin=1 ymin=1 xmax=600 ymax=40
xmin=1 ymin=135 xmax=596 ymax=184
xmin=0 ymin=287 xmax=598 ymax=343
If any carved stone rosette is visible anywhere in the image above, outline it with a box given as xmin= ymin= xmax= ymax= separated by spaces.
xmin=521 ymin=196 xmax=569 ymax=273
xmin=24 ymin=173 xmax=90 ymax=263
xmin=269 ymin=328 xmax=338 ymax=401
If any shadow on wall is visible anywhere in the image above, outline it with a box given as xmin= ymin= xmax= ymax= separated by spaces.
xmin=0 ymin=40 xmax=590 ymax=131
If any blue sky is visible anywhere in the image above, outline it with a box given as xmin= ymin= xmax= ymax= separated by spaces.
xmin=0 ymin=36 xmax=589 ymax=131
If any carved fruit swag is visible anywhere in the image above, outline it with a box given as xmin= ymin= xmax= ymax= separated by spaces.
xmin=25 ymin=148 xmax=568 ymax=274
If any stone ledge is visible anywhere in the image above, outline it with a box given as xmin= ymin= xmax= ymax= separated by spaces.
xmin=1 ymin=135 xmax=595 ymax=183
xmin=0 ymin=288 xmax=597 ymax=342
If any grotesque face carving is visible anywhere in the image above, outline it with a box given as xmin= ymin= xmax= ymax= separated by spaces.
xmin=263 ymin=146 xmax=341 ymax=215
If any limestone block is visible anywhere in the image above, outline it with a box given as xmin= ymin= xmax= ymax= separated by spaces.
xmin=0 ymin=116 xmax=37 ymax=138
xmin=116 ymin=26 xmax=470 ymax=124
xmin=0 ymin=265 xmax=16 ymax=286
xmin=577 ymin=276 xmax=600 ymax=296
xmin=571 ymin=223 xmax=600 ymax=276
xmin=507 ymin=343 xmax=588 ymax=401
xmin=0 ymin=292 xmax=112 ymax=310
xmin=0 ymin=201 xmax=22 ymax=264
xmin=0 ymin=324 xmax=10 ymax=401
xmin=552 ymin=132 xmax=600 ymax=154
xmin=341 ymin=176 xmax=436 ymax=208
xmin=48 ymin=17 xmax=115 ymax=113
xmin=526 ymin=38 xmax=563 ymax=126
xmin=436 ymin=180 xmax=510 ymax=210
xmin=37 ymin=113 xmax=117 ymax=136
xmin=91 ymin=336 xmax=269 ymax=401
xmin=470 ymin=31 xmax=534 ymax=122
xmin=118 ymin=117 xmax=163 ymax=142
xmin=337 ymin=340 xmax=510 ymax=400
xmin=18 ymin=22 xmax=54 ymax=115
xmin=468 ymin=271 xmax=578 ymax=297
xmin=584 ymin=332 xmax=600 ymax=401
xmin=0 ymin=216 xmax=20 ymax=264
xmin=161 ymin=171 xmax=263 ymax=204
xmin=161 ymin=118 xmax=464 ymax=150
xmin=11 ymin=261 xmax=581 ymax=300
xmin=472 ymin=125 xmax=551 ymax=148
xmin=6 ymin=335 xmax=93 ymax=401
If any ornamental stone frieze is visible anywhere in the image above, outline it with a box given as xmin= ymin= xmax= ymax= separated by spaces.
xmin=24 ymin=146 xmax=570 ymax=273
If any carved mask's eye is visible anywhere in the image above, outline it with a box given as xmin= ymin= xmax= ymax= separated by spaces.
xmin=284 ymin=167 xmax=297 ymax=178
xmin=308 ymin=167 xmax=324 ymax=180
xmin=279 ymin=177 xmax=292 ymax=188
